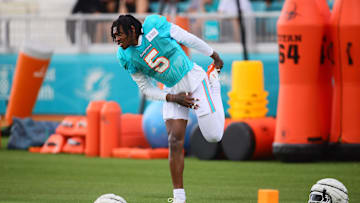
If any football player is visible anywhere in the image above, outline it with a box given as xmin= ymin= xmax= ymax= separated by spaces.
xmin=111 ymin=14 xmax=225 ymax=203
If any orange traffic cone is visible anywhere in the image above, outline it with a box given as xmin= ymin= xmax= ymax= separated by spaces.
xmin=120 ymin=114 xmax=150 ymax=148
xmin=221 ymin=117 xmax=276 ymax=161
xmin=258 ymin=189 xmax=279 ymax=203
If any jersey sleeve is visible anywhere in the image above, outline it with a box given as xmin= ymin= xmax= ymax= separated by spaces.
xmin=116 ymin=48 xmax=137 ymax=74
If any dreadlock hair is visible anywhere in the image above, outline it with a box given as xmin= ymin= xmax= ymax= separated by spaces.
xmin=111 ymin=14 xmax=143 ymax=42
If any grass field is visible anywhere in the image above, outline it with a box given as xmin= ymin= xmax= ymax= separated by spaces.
xmin=0 ymin=137 xmax=359 ymax=203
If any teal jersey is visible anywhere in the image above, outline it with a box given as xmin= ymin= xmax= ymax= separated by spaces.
xmin=116 ymin=14 xmax=194 ymax=87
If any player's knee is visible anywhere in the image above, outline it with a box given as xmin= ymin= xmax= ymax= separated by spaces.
xmin=200 ymin=122 xmax=224 ymax=143
xmin=168 ymin=134 xmax=184 ymax=152
xmin=203 ymin=131 xmax=223 ymax=143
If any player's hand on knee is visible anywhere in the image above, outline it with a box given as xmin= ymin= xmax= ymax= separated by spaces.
xmin=166 ymin=92 xmax=199 ymax=109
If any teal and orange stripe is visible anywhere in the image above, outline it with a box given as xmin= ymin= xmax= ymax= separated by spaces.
xmin=202 ymin=79 xmax=216 ymax=113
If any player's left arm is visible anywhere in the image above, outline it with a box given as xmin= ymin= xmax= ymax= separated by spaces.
xmin=169 ymin=23 xmax=223 ymax=70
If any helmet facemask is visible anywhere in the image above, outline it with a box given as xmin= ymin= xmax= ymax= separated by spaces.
xmin=308 ymin=178 xmax=349 ymax=203
xmin=308 ymin=190 xmax=332 ymax=203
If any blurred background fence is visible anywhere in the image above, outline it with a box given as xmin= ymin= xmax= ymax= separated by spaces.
xmin=0 ymin=12 xmax=280 ymax=53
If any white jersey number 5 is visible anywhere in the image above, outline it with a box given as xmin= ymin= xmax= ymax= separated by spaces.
xmin=144 ymin=48 xmax=170 ymax=73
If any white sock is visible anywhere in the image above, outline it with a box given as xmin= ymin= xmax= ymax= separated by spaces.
xmin=173 ymin=189 xmax=186 ymax=201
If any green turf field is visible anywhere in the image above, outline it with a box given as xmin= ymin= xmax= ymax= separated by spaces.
xmin=0 ymin=137 xmax=359 ymax=203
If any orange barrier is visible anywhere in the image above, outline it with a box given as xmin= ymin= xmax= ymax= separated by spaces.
xmin=149 ymin=148 xmax=169 ymax=159
xmin=329 ymin=0 xmax=342 ymax=150
xmin=100 ymin=101 xmax=121 ymax=158
xmin=129 ymin=148 xmax=152 ymax=160
xmin=329 ymin=0 xmax=360 ymax=160
xmin=28 ymin=146 xmax=42 ymax=153
xmin=5 ymin=42 xmax=53 ymax=125
xmin=221 ymin=117 xmax=276 ymax=160
xmin=112 ymin=147 xmax=133 ymax=159
xmin=74 ymin=117 xmax=87 ymax=136
xmin=316 ymin=0 xmax=333 ymax=143
xmin=120 ymin=114 xmax=150 ymax=148
xmin=273 ymin=0 xmax=330 ymax=161
xmin=246 ymin=117 xmax=276 ymax=159
xmin=224 ymin=118 xmax=236 ymax=130
xmin=63 ymin=137 xmax=85 ymax=154
xmin=40 ymin=134 xmax=65 ymax=154
xmin=85 ymin=100 xmax=106 ymax=157
xmin=55 ymin=116 xmax=87 ymax=137
xmin=112 ymin=148 xmax=169 ymax=159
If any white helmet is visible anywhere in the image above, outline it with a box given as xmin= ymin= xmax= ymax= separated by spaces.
xmin=308 ymin=178 xmax=349 ymax=203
